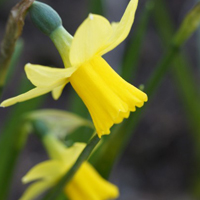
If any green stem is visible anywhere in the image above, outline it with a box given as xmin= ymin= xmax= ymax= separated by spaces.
xmin=89 ymin=44 xmax=180 ymax=178
xmin=197 ymin=0 xmax=200 ymax=73
xmin=0 ymin=77 xmax=44 ymax=200
xmin=172 ymin=55 xmax=200 ymax=142
xmin=145 ymin=46 xmax=179 ymax=95
xmin=153 ymin=0 xmax=200 ymax=196
xmin=88 ymin=0 xmax=104 ymax=14
xmin=0 ymin=87 xmax=3 ymax=99
xmin=0 ymin=39 xmax=24 ymax=99
xmin=153 ymin=0 xmax=200 ymax=140
xmin=121 ymin=0 xmax=154 ymax=81
xmin=90 ymin=1 xmax=200 ymax=179
xmin=43 ymin=134 xmax=100 ymax=200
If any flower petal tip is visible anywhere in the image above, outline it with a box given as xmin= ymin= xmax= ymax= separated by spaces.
xmin=0 ymin=104 xmax=5 ymax=108
xmin=0 ymin=100 xmax=13 ymax=107
xmin=25 ymin=63 xmax=31 ymax=67
xmin=97 ymin=129 xmax=111 ymax=138
xmin=21 ymin=177 xmax=27 ymax=184
xmin=144 ymin=94 xmax=148 ymax=102
xmin=89 ymin=14 xmax=94 ymax=20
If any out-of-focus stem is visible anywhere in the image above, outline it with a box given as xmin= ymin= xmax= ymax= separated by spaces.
xmin=0 ymin=0 xmax=34 ymax=94
xmin=0 ymin=39 xmax=23 ymax=99
xmin=153 ymin=0 xmax=200 ymax=197
xmin=89 ymin=2 xmax=200 ymax=179
xmin=0 ymin=77 xmax=45 ymax=200
xmin=89 ymin=44 xmax=179 ymax=178
xmin=121 ymin=0 xmax=154 ymax=81
xmin=88 ymin=0 xmax=104 ymax=14
xmin=43 ymin=134 xmax=100 ymax=200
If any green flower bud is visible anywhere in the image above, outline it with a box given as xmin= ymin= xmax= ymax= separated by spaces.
xmin=29 ymin=1 xmax=62 ymax=36
xmin=173 ymin=3 xmax=200 ymax=47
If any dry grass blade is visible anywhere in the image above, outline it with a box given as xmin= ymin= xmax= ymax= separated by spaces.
xmin=0 ymin=0 xmax=34 ymax=86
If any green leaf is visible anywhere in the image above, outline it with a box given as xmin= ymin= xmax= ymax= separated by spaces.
xmin=121 ymin=0 xmax=154 ymax=81
xmin=42 ymin=134 xmax=100 ymax=200
xmin=0 ymin=78 xmax=45 ymax=200
xmin=0 ymin=0 xmax=34 ymax=90
xmin=89 ymin=1 xmax=200 ymax=179
xmin=173 ymin=3 xmax=200 ymax=46
xmin=88 ymin=0 xmax=104 ymax=15
xmin=26 ymin=109 xmax=94 ymax=140
xmin=153 ymin=0 xmax=200 ymax=148
xmin=153 ymin=0 xmax=200 ymax=197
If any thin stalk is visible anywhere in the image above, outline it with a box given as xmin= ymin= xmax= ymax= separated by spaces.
xmin=0 ymin=39 xmax=24 ymax=98
xmin=88 ymin=0 xmax=104 ymax=15
xmin=0 ymin=122 xmax=29 ymax=200
xmin=0 ymin=77 xmax=45 ymax=200
xmin=153 ymin=0 xmax=200 ymax=196
xmin=153 ymin=0 xmax=200 ymax=135
xmin=197 ymin=0 xmax=200 ymax=73
xmin=0 ymin=39 xmax=24 ymax=99
xmin=172 ymin=56 xmax=200 ymax=144
xmin=90 ymin=45 xmax=180 ymax=178
xmin=90 ymin=1 xmax=200 ymax=178
xmin=121 ymin=0 xmax=154 ymax=81
xmin=0 ymin=0 xmax=34 ymax=93
xmin=145 ymin=46 xmax=179 ymax=95
xmin=43 ymin=134 xmax=100 ymax=200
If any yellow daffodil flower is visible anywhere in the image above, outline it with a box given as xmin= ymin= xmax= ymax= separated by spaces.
xmin=20 ymin=135 xmax=119 ymax=200
xmin=1 ymin=0 xmax=147 ymax=137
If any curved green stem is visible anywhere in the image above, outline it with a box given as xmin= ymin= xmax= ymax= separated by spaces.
xmin=89 ymin=2 xmax=200 ymax=179
xmin=43 ymin=134 xmax=100 ymax=200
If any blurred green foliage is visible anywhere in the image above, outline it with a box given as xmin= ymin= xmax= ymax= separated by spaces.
xmin=1 ymin=0 xmax=200 ymax=200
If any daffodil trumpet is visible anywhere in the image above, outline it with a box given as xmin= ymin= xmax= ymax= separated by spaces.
xmin=1 ymin=0 xmax=148 ymax=137
xmin=20 ymin=134 xmax=119 ymax=200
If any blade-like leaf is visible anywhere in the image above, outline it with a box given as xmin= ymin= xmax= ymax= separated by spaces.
xmin=89 ymin=2 xmax=200 ymax=179
xmin=121 ymin=0 xmax=154 ymax=81
xmin=88 ymin=0 xmax=104 ymax=15
xmin=42 ymin=134 xmax=100 ymax=200
xmin=26 ymin=109 xmax=94 ymax=139
xmin=0 ymin=0 xmax=34 ymax=93
xmin=0 ymin=79 xmax=44 ymax=200
xmin=153 ymin=0 xmax=200 ymax=197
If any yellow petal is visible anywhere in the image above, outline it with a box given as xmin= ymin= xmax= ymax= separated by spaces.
xmin=25 ymin=63 xmax=76 ymax=87
xmin=70 ymin=14 xmax=112 ymax=67
xmin=99 ymin=0 xmax=139 ymax=55
xmin=65 ymin=162 xmax=119 ymax=200
xmin=43 ymin=135 xmax=86 ymax=165
xmin=70 ymin=60 xmax=128 ymax=137
xmin=91 ymin=56 xmax=148 ymax=106
xmin=70 ymin=56 xmax=147 ymax=137
xmin=65 ymin=181 xmax=86 ymax=200
xmin=19 ymin=180 xmax=52 ymax=200
xmin=62 ymin=142 xmax=86 ymax=165
xmin=82 ymin=162 xmax=119 ymax=199
xmin=70 ymin=0 xmax=138 ymax=67
xmin=52 ymin=83 xmax=67 ymax=100
xmin=22 ymin=160 xmax=65 ymax=184
xmin=1 ymin=87 xmax=53 ymax=107
xmin=0 ymin=65 xmax=77 ymax=107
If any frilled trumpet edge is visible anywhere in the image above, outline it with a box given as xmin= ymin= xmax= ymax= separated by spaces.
xmin=70 ymin=56 xmax=148 ymax=137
